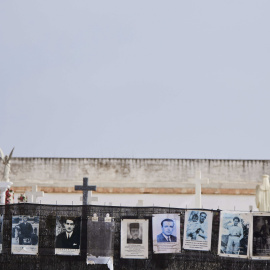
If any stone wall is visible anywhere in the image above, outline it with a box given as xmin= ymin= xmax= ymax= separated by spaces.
xmin=1 ymin=158 xmax=269 ymax=194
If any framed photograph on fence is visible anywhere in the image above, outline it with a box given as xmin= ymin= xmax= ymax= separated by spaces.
xmin=218 ymin=211 xmax=251 ymax=258
xmin=86 ymin=216 xmax=115 ymax=267
xmin=152 ymin=213 xmax=181 ymax=254
xmin=120 ymin=219 xmax=148 ymax=259
xmin=11 ymin=215 xmax=39 ymax=255
xmin=55 ymin=216 xmax=81 ymax=255
xmin=251 ymin=213 xmax=270 ymax=259
xmin=183 ymin=210 xmax=213 ymax=251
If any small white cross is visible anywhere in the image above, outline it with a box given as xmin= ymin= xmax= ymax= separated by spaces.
xmin=80 ymin=190 xmax=98 ymax=205
xmin=25 ymin=185 xmax=44 ymax=203
xmin=136 ymin=199 xmax=144 ymax=206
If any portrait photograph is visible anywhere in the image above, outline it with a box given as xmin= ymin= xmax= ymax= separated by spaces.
xmin=11 ymin=215 xmax=39 ymax=255
xmin=55 ymin=216 xmax=81 ymax=256
xmin=183 ymin=210 xmax=213 ymax=251
xmin=152 ymin=213 xmax=181 ymax=254
xmin=120 ymin=219 xmax=148 ymax=259
xmin=251 ymin=213 xmax=270 ymax=259
xmin=127 ymin=222 xmax=142 ymax=244
xmin=218 ymin=211 xmax=251 ymax=258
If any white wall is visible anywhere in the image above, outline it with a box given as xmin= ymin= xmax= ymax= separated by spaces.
xmin=5 ymin=158 xmax=270 ymax=189
xmin=14 ymin=192 xmax=258 ymax=212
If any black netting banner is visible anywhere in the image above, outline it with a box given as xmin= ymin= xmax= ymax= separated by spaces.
xmin=0 ymin=204 xmax=266 ymax=269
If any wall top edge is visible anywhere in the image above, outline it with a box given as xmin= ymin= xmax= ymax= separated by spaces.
xmin=11 ymin=157 xmax=270 ymax=162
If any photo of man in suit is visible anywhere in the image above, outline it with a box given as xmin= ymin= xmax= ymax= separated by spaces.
xmin=127 ymin=223 xmax=142 ymax=244
xmin=157 ymin=218 xmax=177 ymax=242
xmin=56 ymin=218 xmax=80 ymax=249
xmin=17 ymin=216 xmax=34 ymax=245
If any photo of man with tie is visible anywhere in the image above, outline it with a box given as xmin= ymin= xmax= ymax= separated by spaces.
xmin=55 ymin=217 xmax=81 ymax=250
xmin=157 ymin=219 xmax=177 ymax=242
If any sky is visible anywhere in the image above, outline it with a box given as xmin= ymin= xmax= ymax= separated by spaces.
xmin=0 ymin=1 xmax=270 ymax=159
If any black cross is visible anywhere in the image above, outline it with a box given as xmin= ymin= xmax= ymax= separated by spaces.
xmin=75 ymin=177 xmax=97 ymax=205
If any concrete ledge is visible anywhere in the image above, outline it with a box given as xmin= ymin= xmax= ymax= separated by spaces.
xmin=11 ymin=186 xmax=256 ymax=195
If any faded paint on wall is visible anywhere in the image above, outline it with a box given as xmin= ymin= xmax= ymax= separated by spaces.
xmin=0 ymin=158 xmax=269 ymax=190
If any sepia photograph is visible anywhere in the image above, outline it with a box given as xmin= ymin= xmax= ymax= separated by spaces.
xmin=183 ymin=210 xmax=213 ymax=251
xmin=218 ymin=211 xmax=251 ymax=258
xmin=55 ymin=216 xmax=81 ymax=255
xmin=11 ymin=215 xmax=39 ymax=255
xmin=121 ymin=219 xmax=148 ymax=259
xmin=152 ymin=214 xmax=181 ymax=254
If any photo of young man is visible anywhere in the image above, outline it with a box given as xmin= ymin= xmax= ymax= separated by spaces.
xmin=157 ymin=219 xmax=177 ymax=242
xmin=55 ymin=216 xmax=81 ymax=255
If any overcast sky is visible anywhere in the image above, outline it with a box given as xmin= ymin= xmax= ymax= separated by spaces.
xmin=1 ymin=1 xmax=270 ymax=159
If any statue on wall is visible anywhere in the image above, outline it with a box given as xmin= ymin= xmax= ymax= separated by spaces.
xmin=0 ymin=147 xmax=14 ymax=182
xmin=256 ymin=175 xmax=270 ymax=211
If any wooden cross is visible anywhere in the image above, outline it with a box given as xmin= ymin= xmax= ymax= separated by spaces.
xmin=75 ymin=177 xmax=97 ymax=205
xmin=25 ymin=185 xmax=44 ymax=203
xmin=189 ymin=171 xmax=209 ymax=208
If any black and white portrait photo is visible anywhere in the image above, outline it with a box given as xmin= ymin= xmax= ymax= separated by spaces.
xmin=251 ymin=214 xmax=270 ymax=259
xmin=127 ymin=222 xmax=142 ymax=244
xmin=183 ymin=210 xmax=213 ymax=251
xmin=157 ymin=219 xmax=177 ymax=243
xmin=55 ymin=216 xmax=81 ymax=255
xmin=152 ymin=214 xmax=181 ymax=254
xmin=11 ymin=215 xmax=39 ymax=255
xmin=218 ymin=211 xmax=251 ymax=258
xmin=121 ymin=219 xmax=148 ymax=259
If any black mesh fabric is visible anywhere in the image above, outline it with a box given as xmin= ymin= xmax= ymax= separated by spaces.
xmin=0 ymin=204 xmax=267 ymax=269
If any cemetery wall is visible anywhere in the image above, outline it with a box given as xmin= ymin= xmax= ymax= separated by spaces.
xmin=2 ymin=158 xmax=269 ymax=195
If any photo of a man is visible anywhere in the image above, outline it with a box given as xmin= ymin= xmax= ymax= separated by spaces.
xmin=127 ymin=223 xmax=142 ymax=244
xmin=197 ymin=212 xmax=207 ymax=240
xmin=11 ymin=215 xmax=39 ymax=255
xmin=121 ymin=219 xmax=149 ymax=258
xmin=17 ymin=216 xmax=34 ymax=245
xmin=186 ymin=212 xmax=208 ymax=241
xmin=218 ymin=211 xmax=251 ymax=258
xmin=223 ymin=216 xmax=243 ymax=254
xmin=260 ymin=219 xmax=270 ymax=250
xmin=183 ymin=210 xmax=213 ymax=251
xmin=252 ymin=215 xmax=270 ymax=258
xmin=157 ymin=219 xmax=177 ymax=242
xmin=152 ymin=214 xmax=181 ymax=254
xmin=56 ymin=217 xmax=80 ymax=250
